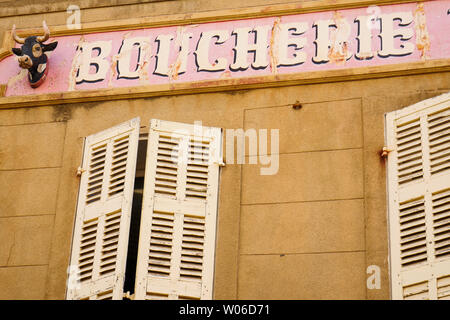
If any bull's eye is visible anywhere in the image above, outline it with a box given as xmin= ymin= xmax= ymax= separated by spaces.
xmin=32 ymin=44 xmax=43 ymax=58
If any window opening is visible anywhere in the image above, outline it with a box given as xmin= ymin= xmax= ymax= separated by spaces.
xmin=123 ymin=136 xmax=147 ymax=296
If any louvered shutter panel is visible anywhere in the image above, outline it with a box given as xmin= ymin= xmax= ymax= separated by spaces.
xmin=67 ymin=118 xmax=140 ymax=300
xmin=386 ymin=92 xmax=450 ymax=300
xmin=134 ymin=119 xmax=222 ymax=300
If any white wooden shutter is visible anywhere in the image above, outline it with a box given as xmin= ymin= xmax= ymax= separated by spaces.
xmin=67 ymin=118 xmax=140 ymax=300
xmin=386 ymin=92 xmax=450 ymax=300
xmin=134 ymin=119 xmax=222 ymax=300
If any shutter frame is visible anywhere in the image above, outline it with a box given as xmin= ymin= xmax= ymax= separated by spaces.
xmin=386 ymin=92 xmax=450 ymax=300
xmin=67 ymin=118 xmax=140 ymax=300
xmin=134 ymin=119 xmax=222 ymax=300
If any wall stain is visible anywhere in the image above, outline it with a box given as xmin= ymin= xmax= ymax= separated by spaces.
xmin=328 ymin=11 xmax=351 ymax=65
xmin=414 ymin=3 xmax=430 ymax=60
xmin=52 ymin=104 xmax=72 ymax=122
xmin=269 ymin=17 xmax=282 ymax=75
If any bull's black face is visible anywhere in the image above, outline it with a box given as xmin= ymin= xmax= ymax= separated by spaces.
xmin=11 ymin=36 xmax=58 ymax=87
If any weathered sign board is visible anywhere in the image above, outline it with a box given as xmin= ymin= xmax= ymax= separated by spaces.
xmin=0 ymin=0 xmax=449 ymax=101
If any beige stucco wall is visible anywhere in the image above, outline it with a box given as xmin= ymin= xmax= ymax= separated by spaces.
xmin=1 ymin=71 xmax=449 ymax=299
xmin=0 ymin=0 xmax=449 ymax=300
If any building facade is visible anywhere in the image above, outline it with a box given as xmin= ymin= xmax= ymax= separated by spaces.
xmin=0 ymin=0 xmax=449 ymax=300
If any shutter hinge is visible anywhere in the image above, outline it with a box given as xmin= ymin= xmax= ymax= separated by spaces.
xmin=380 ymin=146 xmax=394 ymax=159
xmin=123 ymin=291 xmax=135 ymax=300
xmin=76 ymin=166 xmax=86 ymax=177
xmin=213 ymin=159 xmax=226 ymax=167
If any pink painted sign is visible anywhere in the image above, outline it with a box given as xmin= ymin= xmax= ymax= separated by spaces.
xmin=1 ymin=0 xmax=449 ymax=97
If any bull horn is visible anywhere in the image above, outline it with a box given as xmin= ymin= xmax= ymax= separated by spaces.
xmin=11 ymin=24 xmax=25 ymax=44
xmin=36 ymin=21 xmax=50 ymax=43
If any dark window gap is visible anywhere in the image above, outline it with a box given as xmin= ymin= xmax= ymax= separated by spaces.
xmin=123 ymin=138 xmax=147 ymax=296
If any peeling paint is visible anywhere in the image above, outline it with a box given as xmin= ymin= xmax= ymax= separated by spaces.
xmin=108 ymin=32 xmax=132 ymax=87
xmin=108 ymin=32 xmax=152 ymax=85
xmin=328 ymin=11 xmax=351 ymax=65
xmin=1 ymin=1 xmax=447 ymax=99
xmin=169 ymin=26 xmax=194 ymax=81
xmin=6 ymin=69 xmax=27 ymax=93
xmin=68 ymin=36 xmax=85 ymax=91
xmin=109 ymin=54 xmax=119 ymax=87
xmin=269 ymin=17 xmax=282 ymax=75
xmin=414 ymin=3 xmax=430 ymax=60
xmin=170 ymin=60 xmax=182 ymax=81
xmin=169 ymin=26 xmax=186 ymax=81
xmin=357 ymin=51 xmax=373 ymax=61
xmin=137 ymin=41 xmax=151 ymax=85
xmin=219 ymin=70 xmax=232 ymax=79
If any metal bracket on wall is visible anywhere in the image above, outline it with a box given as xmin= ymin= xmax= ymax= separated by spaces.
xmin=380 ymin=146 xmax=394 ymax=158
xmin=76 ymin=166 xmax=86 ymax=177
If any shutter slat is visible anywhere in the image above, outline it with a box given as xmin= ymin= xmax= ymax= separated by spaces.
xmin=154 ymin=136 xmax=180 ymax=199
xmin=437 ymin=275 xmax=450 ymax=300
xmin=85 ymin=144 xmax=108 ymax=205
xmin=396 ymin=119 xmax=421 ymax=133
xmin=432 ymin=189 xmax=450 ymax=259
xmin=397 ymin=145 xmax=422 ymax=158
xmin=429 ymin=108 xmax=450 ymax=176
xmin=396 ymin=118 xmax=424 ymax=186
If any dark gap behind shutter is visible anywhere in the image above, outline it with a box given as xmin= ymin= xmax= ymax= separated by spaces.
xmin=124 ymin=138 xmax=147 ymax=296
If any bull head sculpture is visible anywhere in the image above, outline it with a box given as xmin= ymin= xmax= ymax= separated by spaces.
xmin=11 ymin=21 xmax=58 ymax=88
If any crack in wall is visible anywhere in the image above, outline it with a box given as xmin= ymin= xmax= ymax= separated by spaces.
xmin=6 ymin=232 xmax=16 ymax=266
xmin=269 ymin=17 xmax=281 ymax=75
xmin=68 ymin=36 xmax=85 ymax=91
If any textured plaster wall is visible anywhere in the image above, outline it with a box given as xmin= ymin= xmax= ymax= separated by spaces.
xmin=0 ymin=0 xmax=449 ymax=300
xmin=0 ymin=71 xmax=448 ymax=299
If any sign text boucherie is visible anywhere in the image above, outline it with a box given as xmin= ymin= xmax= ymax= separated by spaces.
xmin=1 ymin=1 xmax=449 ymax=97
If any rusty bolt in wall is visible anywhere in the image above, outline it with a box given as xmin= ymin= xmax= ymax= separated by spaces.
xmin=292 ymin=101 xmax=302 ymax=110
xmin=380 ymin=146 xmax=393 ymax=159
